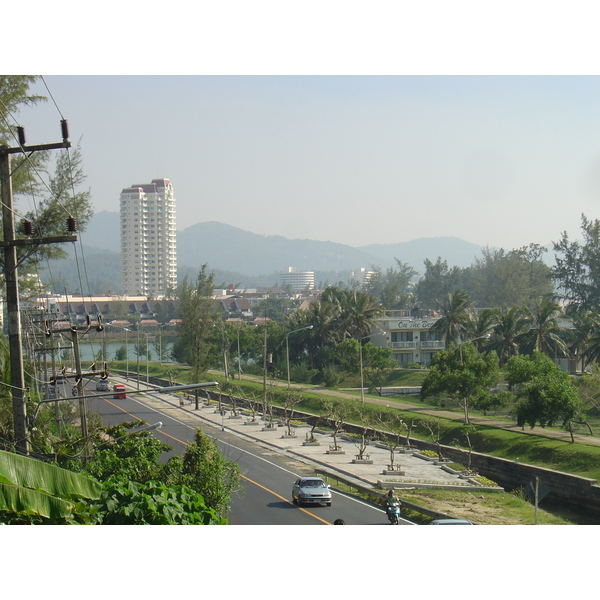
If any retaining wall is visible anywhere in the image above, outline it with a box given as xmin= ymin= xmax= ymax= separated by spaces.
xmin=136 ymin=373 xmax=600 ymax=519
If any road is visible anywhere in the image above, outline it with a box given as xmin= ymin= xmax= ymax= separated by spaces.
xmin=84 ymin=385 xmax=408 ymax=525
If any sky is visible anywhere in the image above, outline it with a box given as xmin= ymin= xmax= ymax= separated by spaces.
xmin=5 ymin=1 xmax=600 ymax=255
xmin=14 ymin=73 xmax=600 ymax=253
xmin=4 ymin=0 xmax=592 ymax=581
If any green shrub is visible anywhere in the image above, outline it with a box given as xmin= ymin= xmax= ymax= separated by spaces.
xmin=420 ymin=449 xmax=437 ymax=458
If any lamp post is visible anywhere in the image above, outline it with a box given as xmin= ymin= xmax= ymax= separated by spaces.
xmin=286 ymin=325 xmax=313 ymax=390
xmin=124 ymin=327 xmax=131 ymax=381
xmin=359 ymin=330 xmax=386 ymax=403
xmin=136 ymin=329 xmax=151 ymax=388
xmin=458 ymin=333 xmax=491 ymax=364
xmin=237 ymin=325 xmax=242 ymax=380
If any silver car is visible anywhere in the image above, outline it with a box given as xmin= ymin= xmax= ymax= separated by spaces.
xmin=292 ymin=477 xmax=332 ymax=507
xmin=96 ymin=380 xmax=111 ymax=391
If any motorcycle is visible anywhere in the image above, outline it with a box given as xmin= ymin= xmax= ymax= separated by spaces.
xmin=386 ymin=501 xmax=401 ymax=525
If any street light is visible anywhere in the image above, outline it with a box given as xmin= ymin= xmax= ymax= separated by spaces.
xmin=286 ymin=325 xmax=313 ymax=390
xmin=123 ymin=327 xmax=131 ymax=381
xmin=135 ymin=328 xmax=151 ymax=390
xmin=359 ymin=330 xmax=386 ymax=403
xmin=458 ymin=333 xmax=491 ymax=364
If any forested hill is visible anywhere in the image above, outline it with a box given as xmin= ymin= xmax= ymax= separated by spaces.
xmin=80 ymin=212 xmax=484 ymax=276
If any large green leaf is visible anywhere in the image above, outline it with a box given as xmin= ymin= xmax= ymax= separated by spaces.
xmin=0 ymin=482 xmax=74 ymax=519
xmin=0 ymin=450 xmax=101 ymax=499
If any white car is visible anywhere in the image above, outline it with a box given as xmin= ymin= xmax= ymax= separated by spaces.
xmin=292 ymin=477 xmax=332 ymax=507
xmin=96 ymin=380 xmax=111 ymax=391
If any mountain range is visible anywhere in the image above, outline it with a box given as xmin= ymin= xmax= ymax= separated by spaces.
xmin=42 ymin=211 xmax=489 ymax=293
xmin=85 ymin=211 xmax=483 ymax=271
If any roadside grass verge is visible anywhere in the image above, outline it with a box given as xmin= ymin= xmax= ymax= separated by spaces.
xmin=104 ymin=362 xmax=600 ymax=484
xmin=397 ymin=488 xmax=573 ymax=525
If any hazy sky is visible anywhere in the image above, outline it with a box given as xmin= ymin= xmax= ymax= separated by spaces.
xmin=13 ymin=74 xmax=600 ymax=251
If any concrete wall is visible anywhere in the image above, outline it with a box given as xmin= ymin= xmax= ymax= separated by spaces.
xmin=144 ymin=376 xmax=600 ymax=519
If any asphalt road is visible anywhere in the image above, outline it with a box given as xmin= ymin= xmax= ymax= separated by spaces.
xmin=84 ymin=385 xmax=409 ymax=525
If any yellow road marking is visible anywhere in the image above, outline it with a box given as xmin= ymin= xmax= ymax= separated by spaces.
xmin=99 ymin=396 xmax=332 ymax=524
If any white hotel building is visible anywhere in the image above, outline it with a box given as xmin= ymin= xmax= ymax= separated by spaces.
xmin=372 ymin=310 xmax=445 ymax=367
xmin=120 ymin=179 xmax=177 ymax=297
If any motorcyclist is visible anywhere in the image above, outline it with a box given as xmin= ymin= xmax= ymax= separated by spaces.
xmin=385 ymin=489 xmax=401 ymax=519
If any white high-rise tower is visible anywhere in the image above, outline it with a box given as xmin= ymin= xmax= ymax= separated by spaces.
xmin=120 ymin=178 xmax=177 ymax=296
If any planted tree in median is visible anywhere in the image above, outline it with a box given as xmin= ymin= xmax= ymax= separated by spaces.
xmin=324 ymin=399 xmax=351 ymax=451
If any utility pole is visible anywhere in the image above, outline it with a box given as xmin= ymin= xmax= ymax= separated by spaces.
xmin=0 ymin=122 xmax=75 ymax=455
xmin=48 ymin=315 xmax=103 ymax=448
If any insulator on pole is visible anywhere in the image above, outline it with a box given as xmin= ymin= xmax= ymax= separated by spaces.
xmin=17 ymin=126 xmax=26 ymax=146
xmin=61 ymin=119 xmax=69 ymax=141
xmin=67 ymin=216 xmax=77 ymax=232
xmin=22 ymin=219 xmax=34 ymax=236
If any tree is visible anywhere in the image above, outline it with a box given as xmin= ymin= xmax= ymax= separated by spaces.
xmin=367 ymin=258 xmax=418 ymax=309
xmin=462 ymin=246 xmax=552 ymax=309
xmin=419 ymin=418 xmax=445 ymax=460
xmin=429 ymin=290 xmax=474 ymax=347
xmin=282 ymin=391 xmax=303 ymax=436
xmin=551 ymin=214 xmax=600 ymax=314
xmin=178 ymin=429 xmax=242 ymax=519
xmin=321 ymin=286 xmax=384 ymax=341
xmin=517 ymin=297 xmax=569 ymax=358
xmin=0 ymin=76 xmax=47 ymax=196
xmin=506 ymin=351 xmax=581 ymax=436
xmin=83 ymin=421 xmax=172 ymax=484
xmin=487 ymin=306 xmax=528 ymax=365
xmin=173 ymin=264 xmax=220 ymax=379
xmin=324 ymin=399 xmax=351 ymax=451
xmin=414 ymin=257 xmax=463 ymax=309
xmin=421 ymin=342 xmax=500 ymax=425
xmin=376 ymin=411 xmax=405 ymax=471
xmin=0 ymin=77 xmax=94 ymax=295
xmin=21 ymin=141 xmax=93 ymax=264
xmin=351 ymin=402 xmax=375 ymax=460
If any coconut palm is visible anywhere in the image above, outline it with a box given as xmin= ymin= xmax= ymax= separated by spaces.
xmin=568 ymin=311 xmax=599 ymax=371
xmin=430 ymin=290 xmax=475 ymax=347
xmin=487 ymin=306 xmax=529 ymax=365
xmin=578 ymin=313 xmax=600 ymax=368
xmin=517 ymin=297 xmax=569 ymax=358
xmin=468 ymin=308 xmax=498 ymax=350
xmin=338 ymin=289 xmax=384 ymax=340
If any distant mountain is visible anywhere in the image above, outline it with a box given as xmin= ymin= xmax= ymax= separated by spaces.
xmin=77 ymin=210 xmax=121 ymax=251
xmin=66 ymin=213 xmax=488 ymax=291
xmin=176 ymin=221 xmax=384 ymax=276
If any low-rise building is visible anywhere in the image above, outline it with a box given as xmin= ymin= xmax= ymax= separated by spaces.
xmin=372 ymin=310 xmax=444 ymax=367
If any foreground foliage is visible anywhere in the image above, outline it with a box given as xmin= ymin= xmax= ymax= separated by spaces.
xmin=0 ymin=449 xmax=101 ymax=523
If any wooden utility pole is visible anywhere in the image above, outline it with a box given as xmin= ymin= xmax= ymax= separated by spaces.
xmin=0 ymin=123 xmax=75 ymax=455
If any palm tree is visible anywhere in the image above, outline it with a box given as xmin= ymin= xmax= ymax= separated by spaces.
xmin=517 ymin=297 xmax=569 ymax=358
xmin=337 ymin=289 xmax=384 ymax=340
xmin=568 ymin=311 xmax=598 ymax=372
xmin=468 ymin=308 xmax=498 ymax=350
xmin=579 ymin=314 xmax=600 ymax=368
xmin=430 ymin=290 xmax=475 ymax=347
xmin=487 ymin=306 xmax=529 ymax=365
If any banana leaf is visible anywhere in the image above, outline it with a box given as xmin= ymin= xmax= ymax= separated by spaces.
xmin=0 ymin=482 xmax=74 ymax=519
xmin=0 ymin=450 xmax=101 ymax=518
